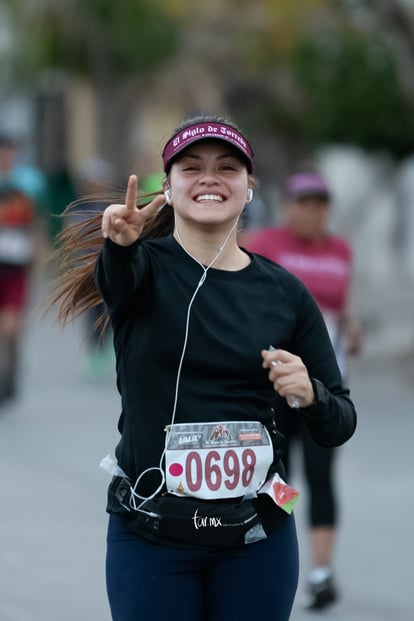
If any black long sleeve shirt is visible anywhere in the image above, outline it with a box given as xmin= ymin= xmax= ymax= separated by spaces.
xmin=96 ymin=234 xmax=356 ymax=499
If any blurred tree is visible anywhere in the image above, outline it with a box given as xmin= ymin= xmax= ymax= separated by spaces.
xmin=352 ymin=0 xmax=414 ymax=103
xmin=5 ymin=0 xmax=178 ymax=80
xmin=3 ymin=0 xmax=414 ymax=187
xmin=2 ymin=0 xmax=179 ymax=173
xmin=290 ymin=29 xmax=414 ymax=157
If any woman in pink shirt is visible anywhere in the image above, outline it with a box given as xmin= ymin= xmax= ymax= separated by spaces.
xmin=245 ymin=172 xmax=361 ymax=609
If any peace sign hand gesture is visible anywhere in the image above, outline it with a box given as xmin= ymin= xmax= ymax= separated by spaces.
xmin=101 ymin=174 xmax=165 ymax=246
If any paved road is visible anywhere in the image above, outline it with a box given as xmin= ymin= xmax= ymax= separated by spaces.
xmin=0 ymin=277 xmax=413 ymax=621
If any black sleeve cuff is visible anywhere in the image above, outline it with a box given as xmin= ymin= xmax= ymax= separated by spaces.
xmin=302 ymin=378 xmax=329 ymax=412
xmin=104 ymin=237 xmax=142 ymax=254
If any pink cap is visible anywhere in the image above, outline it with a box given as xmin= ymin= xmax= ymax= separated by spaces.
xmin=284 ymin=172 xmax=330 ymax=200
xmin=162 ymin=122 xmax=254 ymax=172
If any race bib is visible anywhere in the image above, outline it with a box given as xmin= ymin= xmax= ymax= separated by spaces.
xmin=165 ymin=421 xmax=274 ymax=500
xmin=0 ymin=227 xmax=34 ymax=265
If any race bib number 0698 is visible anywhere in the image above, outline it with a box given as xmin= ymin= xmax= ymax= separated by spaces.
xmin=165 ymin=421 xmax=273 ymax=500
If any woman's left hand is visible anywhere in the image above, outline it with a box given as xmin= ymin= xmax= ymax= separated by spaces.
xmin=261 ymin=348 xmax=314 ymax=408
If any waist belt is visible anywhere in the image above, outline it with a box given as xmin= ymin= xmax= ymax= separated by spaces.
xmin=107 ymin=474 xmax=287 ymax=549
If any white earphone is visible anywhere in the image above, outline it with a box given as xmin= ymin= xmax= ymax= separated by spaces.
xmin=247 ymin=189 xmax=253 ymax=203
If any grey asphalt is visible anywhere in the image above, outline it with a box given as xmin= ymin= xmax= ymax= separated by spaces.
xmin=0 ymin=274 xmax=413 ymax=621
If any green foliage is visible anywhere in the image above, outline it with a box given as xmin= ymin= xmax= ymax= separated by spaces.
xmin=290 ymin=30 xmax=414 ymax=157
xmin=3 ymin=0 xmax=178 ymax=81
xmin=75 ymin=0 xmax=177 ymax=75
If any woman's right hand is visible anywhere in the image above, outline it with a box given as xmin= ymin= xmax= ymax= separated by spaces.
xmin=101 ymin=174 xmax=165 ymax=246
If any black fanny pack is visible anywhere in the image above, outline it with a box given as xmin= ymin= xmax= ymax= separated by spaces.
xmin=107 ymin=476 xmax=287 ymax=549
xmin=130 ymin=495 xmax=266 ymax=548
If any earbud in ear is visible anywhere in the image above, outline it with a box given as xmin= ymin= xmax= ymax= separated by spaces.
xmin=247 ymin=189 xmax=253 ymax=203
xmin=164 ymin=189 xmax=172 ymax=203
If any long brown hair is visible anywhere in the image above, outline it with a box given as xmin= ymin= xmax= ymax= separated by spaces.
xmin=48 ymin=114 xmax=250 ymax=326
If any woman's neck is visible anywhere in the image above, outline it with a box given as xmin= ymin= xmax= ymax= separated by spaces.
xmin=173 ymin=222 xmax=249 ymax=270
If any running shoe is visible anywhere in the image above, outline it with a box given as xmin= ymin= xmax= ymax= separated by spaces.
xmin=306 ymin=573 xmax=338 ymax=610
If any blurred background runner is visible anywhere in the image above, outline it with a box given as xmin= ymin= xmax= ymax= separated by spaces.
xmin=244 ymin=171 xmax=362 ymax=609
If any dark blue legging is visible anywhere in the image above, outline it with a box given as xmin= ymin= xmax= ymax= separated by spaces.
xmin=106 ymin=512 xmax=299 ymax=621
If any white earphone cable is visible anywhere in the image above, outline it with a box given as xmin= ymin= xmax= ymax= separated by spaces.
xmin=129 ymin=218 xmax=239 ymax=513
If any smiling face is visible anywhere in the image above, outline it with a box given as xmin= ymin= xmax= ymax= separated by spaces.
xmin=165 ymin=140 xmax=253 ymax=231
